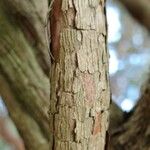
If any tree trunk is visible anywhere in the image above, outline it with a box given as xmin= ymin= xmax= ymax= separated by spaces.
xmin=0 ymin=1 xmax=50 ymax=149
xmin=49 ymin=0 xmax=110 ymax=149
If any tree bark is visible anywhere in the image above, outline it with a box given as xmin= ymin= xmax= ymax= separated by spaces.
xmin=49 ymin=0 xmax=110 ymax=149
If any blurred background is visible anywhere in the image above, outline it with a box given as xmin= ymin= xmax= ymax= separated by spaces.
xmin=0 ymin=0 xmax=150 ymax=149
xmin=107 ymin=0 xmax=150 ymax=112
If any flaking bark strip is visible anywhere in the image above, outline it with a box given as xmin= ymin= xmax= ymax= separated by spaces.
xmin=50 ymin=0 xmax=62 ymax=62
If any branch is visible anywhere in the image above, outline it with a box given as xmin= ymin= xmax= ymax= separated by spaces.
xmin=119 ymin=0 xmax=150 ymax=30
xmin=1 ymin=0 xmax=50 ymax=75
xmin=0 ymin=118 xmax=25 ymax=150
xmin=0 ymin=2 xmax=50 ymax=142
xmin=0 ymin=75 xmax=49 ymax=150
xmin=109 ymin=101 xmax=124 ymax=132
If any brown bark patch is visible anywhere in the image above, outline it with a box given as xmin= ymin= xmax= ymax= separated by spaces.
xmin=50 ymin=0 xmax=62 ymax=62
xmin=92 ymin=113 xmax=101 ymax=135
xmin=82 ymin=73 xmax=96 ymax=105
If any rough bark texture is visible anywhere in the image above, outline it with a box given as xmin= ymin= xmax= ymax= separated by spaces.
xmin=119 ymin=0 xmax=150 ymax=31
xmin=49 ymin=0 xmax=110 ymax=149
xmin=110 ymin=76 xmax=150 ymax=150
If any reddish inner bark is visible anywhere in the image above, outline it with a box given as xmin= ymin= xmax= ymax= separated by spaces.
xmin=50 ymin=0 xmax=62 ymax=62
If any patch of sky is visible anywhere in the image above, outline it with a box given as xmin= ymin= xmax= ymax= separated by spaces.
xmin=0 ymin=97 xmax=8 ymax=117
xmin=118 ymin=60 xmax=126 ymax=71
xmin=126 ymin=85 xmax=140 ymax=101
xmin=107 ymin=5 xmax=122 ymax=43
xmin=121 ymin=98 xmax=134 ymax=112
xmin=109 ymin=47 xmax=119 ymax=75
xmin=129 ymin=53 xmax=148 ymax=66
xmin=132 ymin=30 xmax=144 ymax=47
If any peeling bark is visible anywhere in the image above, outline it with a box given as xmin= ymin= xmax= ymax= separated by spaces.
xmin=50 ymin=0 xmax=63 ymax=62
xmin=49 ymin=0 xmax=110 ymax=149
